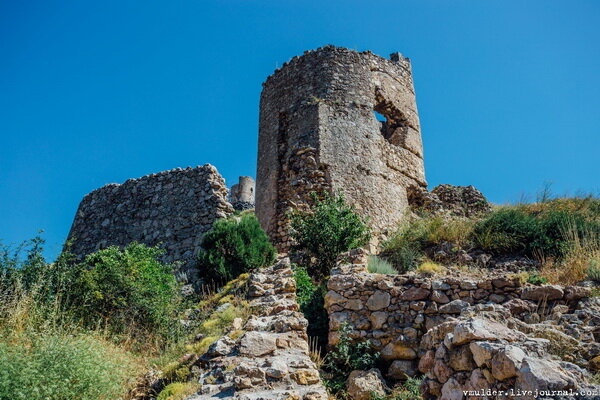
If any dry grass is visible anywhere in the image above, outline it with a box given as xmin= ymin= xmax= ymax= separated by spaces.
xmin=425 ymin=217 xmax=476 ymax=247
xmin=541 ymin=221 xmax=600 ymax=285
xmin=416 ymin=261 xmax=446 ymax=275
xmin=308 ymin=336 xmax=325 ymax=370
xmin=0 ymin=286 xmax=146 ymax=400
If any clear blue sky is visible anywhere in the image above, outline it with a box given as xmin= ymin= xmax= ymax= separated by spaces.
xmin=1 ymin=0 xmax=598 ymax=259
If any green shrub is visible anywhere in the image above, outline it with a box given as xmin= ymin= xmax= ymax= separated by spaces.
xmin=0 ymin=332 xmax=139 ymax=400
xmin=290 ymin=193 xmax=370 ymax=278
xmin=367 ymin=256 xmax=398 ymax=274
xmin=380 ymin=219 xmax=428 ymax=272
xmin=294 ymin=264 xmax=317 ymax=306
xmin=472 ymin=209 xmax=540 ymax=255
xmin=381 ymin=216 xmax=476 ymax=272
xmin=527 ymin=272 xmax=548 ymax=285
xmin=473 ymin=208 xmax=600 ymax=258
xmin=198 ymin=213 xmax=275 ymax=282
xmin=323 ymin=323 xmax=379 ymax=394
xmin=0 ymin=235 xmax=76 ymax=305
xmin=72 ymin=242 xmax=181 ymax=338
xmin=293 ymin=264 xmax=329 ymax=348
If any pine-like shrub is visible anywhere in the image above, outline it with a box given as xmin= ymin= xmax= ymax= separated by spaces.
xmin=198 ymin=212 xmax=275 ymax=282
xmin=290 ymin=193 xmax=370 ymax=278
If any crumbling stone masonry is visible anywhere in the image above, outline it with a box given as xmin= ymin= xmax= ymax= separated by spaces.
xmin=189 ymin=259 xmax=328 ymax=400
xmin=67 ymin=165 xmax=234 ymax=282
xmin=256 ymin=46 xmax=426 ymax=250
xmin=325 ymin=250 xmax=597 ymax=382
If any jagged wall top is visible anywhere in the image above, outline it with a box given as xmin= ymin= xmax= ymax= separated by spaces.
xmin=67 ymin=164 xmax=234 ymax=281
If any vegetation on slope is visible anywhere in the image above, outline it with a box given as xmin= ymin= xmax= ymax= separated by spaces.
xmin=0 ymin=210 xmax=274 ymax=400
xmin=381 ymin=194 xmax=600 ymax=284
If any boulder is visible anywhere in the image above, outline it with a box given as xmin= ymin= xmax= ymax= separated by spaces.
xmin=448 ymin=344 xmax=476 ymax=371
xmin=381 ymin=342 xmax=417 ymax=360
xmin=402 ymin=286 xmax=430 ymax=301
xmin=418 ymin=350 xmax=436 ymax=373
xmin=291 ymin=368 xmax=321 ymax=385
xmin=521 ymin=285 xmax=564 ymax=301
xmin=439 ymin=300 xmax=470 ymax=314
xmin=206 ymin=336 xmax=236 ymax=357
xmin=388 ymin=360 xmax=417 ymax=380
xmin=366 ymin=291 xmax=391 ymax=310
xmin=491 ymin=345 xmax=526 ymax=381
xmin=346 ymin=369 xmax=387 ymax=400
xmin=516 ymin=357 xmax=577 ymax=396
xmin=239 ymin=331 xmax=277 ymax=357
xmin=369 ymin=311 xmax=388 ymax=330
xmin=452 ymin=319 xmax=523 ymax=345
xmin=440 ymin=377 xmax=464 ymax=400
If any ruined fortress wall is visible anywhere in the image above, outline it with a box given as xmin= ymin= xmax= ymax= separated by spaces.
xmin=67 ymin=165 xmax=234 ymax=270
xmin=325 ymin=250 xmax=591 ymax=380
xmin=256 ymin=46 xmax=426 ymax=250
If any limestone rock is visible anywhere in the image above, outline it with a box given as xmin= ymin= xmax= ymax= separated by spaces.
xmin=491 ymin=345 xmax=526 ymax=381
xmin=516 ymin=357 xmax=577 ymax=395
xmin=206 ymin=336 xmax=236 ymax=357
xmin=439 ymin=300 xmax=470 ymax=314
xmin=521 ymin=285 xmax=564 ymax=301
xmin=388 ymin=360 xmax=417 ymax=380
xmin=366 ymin=291 xmax=391 ymax=311
xmin=448 ymin=344 xmax=475 ymax=371
xmin=381 ymin=342 xmax=417 ymax=360
xmin=346 ymin=369 xmax=387 ymax=400
xmin=239 ymin=331 xmax=278 ymax=357
xmin=440 ymin=377 xmax=464 ymax=400
xmin=291 ymin=369 xmax=321 ymax=385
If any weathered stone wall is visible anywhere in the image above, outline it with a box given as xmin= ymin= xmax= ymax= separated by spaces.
xmin=230 ymin=176 xmax=255 ymax=211
xmin=189 ymin=259 xmax=328 ymax=400
xmin=325 ymin=250 xmax=593 ymax=381
xmin=256 ymin=45 xmax=426 ymax=251
xmin=67 ymin=165 xmax=234 ymax=281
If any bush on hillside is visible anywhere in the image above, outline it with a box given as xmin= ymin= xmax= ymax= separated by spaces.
xmin=380 ymin=216 xmax=474 ymax=272
xmin=0 ymin=237 xmax=183 ymax=341
xmin=197 ymin=212 xmax=275 ymax=282
xmin=72 ymin=243 xmax=182 ymax=338
xmin=472 ymin=208 xmax=600 ymax=258
xmin=290 ymin=193 xmax=370 ymax=278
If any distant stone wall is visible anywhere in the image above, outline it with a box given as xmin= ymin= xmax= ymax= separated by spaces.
xmin=67 ymin=165 xmax=234 ymax=283
xmin=256 ymin=46 xmax=426 ymax=251
xmin=325 ymin=250 xmax=592 ymax=380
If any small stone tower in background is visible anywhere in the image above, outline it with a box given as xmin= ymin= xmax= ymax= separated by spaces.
xmin=256 ymin=46 xmax=427 ymax=250
xmin=230 ymin=176 xmax=255 ymax=211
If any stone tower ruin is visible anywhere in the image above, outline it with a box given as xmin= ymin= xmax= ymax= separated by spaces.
xmin=256 ymin=46 xmax=426 ymax=250
xmin=230 ymin=176 xmax=256 ymax=211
